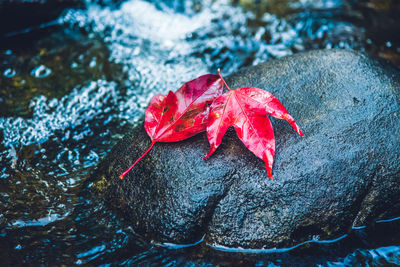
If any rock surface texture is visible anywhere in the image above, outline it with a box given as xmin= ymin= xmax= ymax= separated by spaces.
xmin=92 ymin=49 xmax=400 ymax=249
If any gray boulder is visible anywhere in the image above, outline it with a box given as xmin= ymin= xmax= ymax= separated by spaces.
xmin=91 ymin=49 xmax=400 ymax=249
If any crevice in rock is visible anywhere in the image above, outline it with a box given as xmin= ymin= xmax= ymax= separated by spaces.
xmin=198 ymin=170 xmax=238 ymax=238
xmin=351 ymin=167 xmax=381 ymax=228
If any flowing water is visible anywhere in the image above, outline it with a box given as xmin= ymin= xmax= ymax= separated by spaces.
xmin=0 ymin=0 xmax=399 ymax=265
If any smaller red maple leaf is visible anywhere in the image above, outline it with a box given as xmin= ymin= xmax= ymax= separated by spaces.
xmin=204 ymin=69 xmax=303 ymax=179
xmin=119 ymin=74 xmax=223 ymax=179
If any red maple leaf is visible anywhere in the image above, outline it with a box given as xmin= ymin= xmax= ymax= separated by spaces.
xmin=204 ymin=70 xmax=303 ymax=179
xmin=120 ymin=74 xmax=224 ymax=179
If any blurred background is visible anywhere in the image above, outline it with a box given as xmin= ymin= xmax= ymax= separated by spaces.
xmin=0 ymin=0 xmax=399 ymax=265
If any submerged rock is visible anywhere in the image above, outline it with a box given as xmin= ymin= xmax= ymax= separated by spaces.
xmin=92 ymin=49 xmax=400 ymax=248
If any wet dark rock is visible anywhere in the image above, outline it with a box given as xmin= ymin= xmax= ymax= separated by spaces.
xmin=92 ymin=49 xmax=400 ymax=248
xmin=0 ymin=0 xmax=81 ymax=36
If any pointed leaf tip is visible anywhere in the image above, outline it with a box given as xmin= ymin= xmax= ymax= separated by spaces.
xmin=281 ymin=113 xmax=303 ymax=136
xmin=267 ymin=171 xmax=274 ymax=180
xmin=203 ymin=154 xmax=211 ymax=160
xmin=203 ymin=147 xmax=214 ymax=160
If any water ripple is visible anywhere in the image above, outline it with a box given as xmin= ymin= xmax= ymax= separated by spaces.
xmin=30 ymin=65 xmax=52 ymax=78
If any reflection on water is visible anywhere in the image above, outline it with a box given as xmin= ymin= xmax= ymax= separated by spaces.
xmin=328 ymin=246 xmax=400 ymax=266
xmin=0 ymin=0 xmax=399 ymax=265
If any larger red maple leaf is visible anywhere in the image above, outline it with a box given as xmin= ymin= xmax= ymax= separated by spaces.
xmin=120 ymin=74 xmax=223 ymax=179
xmin=204 ymin=70 xmax=303 ymax=179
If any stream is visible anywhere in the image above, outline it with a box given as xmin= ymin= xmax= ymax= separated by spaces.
xmin=0 ymin=0 xmax=399 ymax=265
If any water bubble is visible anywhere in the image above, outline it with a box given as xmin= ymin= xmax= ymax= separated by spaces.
xmin=66 ymin=178 xmax=76 ymax=185
xmin=312 ymin=235 xmax=320 ymax=241
xmin=89 ymin=57 xmax=97 ymax=68
xmin=48 ymin=99 xmax=58 ymax=108
xmin=3 ymin=68 xmax=16 ymax=78
xmin=30 ymin=65 xmax=52 ymax=78
xmin=86 ymin=151 xmax=99 ymax=161
xmin=1 ymin=168 xmax=9 ymax=179
xmin=132 ymin=46 xmax=140 ymax=56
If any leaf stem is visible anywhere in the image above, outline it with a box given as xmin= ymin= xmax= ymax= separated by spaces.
xmin=119 ymin=141 xmax=156 ymax=179
xmin=218 ymin=68 xmax=232 ymax=91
